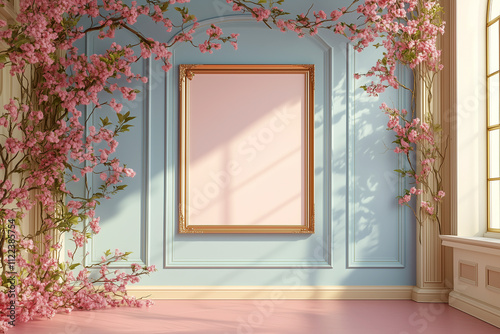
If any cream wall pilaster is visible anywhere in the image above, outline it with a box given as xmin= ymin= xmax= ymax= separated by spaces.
xmin=411 ymin=0 xmax=456 ymax=302
xmin=439 ymin=0 xmax=458 ymax=297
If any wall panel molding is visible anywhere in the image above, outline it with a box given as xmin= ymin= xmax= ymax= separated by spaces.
xmin=163 ymin=16 xmax=334 ymax=268
xmin=347 ymin=45 xmax=407 ymax=268
xmin=83 ymin=31 xmax=151 ymax=269
xmin=459 ymin=260 xmax=478 ymax=286
xmin=486 ymin=266 xmax=500 ymax=292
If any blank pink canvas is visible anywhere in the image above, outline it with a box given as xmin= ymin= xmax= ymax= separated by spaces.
xmin=187 ymin=72 xmax=305 ymax=226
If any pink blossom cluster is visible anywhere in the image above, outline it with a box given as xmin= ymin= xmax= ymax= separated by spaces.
xmin=350 ymin=0 xmax=445 ymax=95
xmin=398 ymin=186 xmax=423 ymax=205
xmin=381 ymin=102 xmax=445 ymax=220
xmin=199 ymin=24 xmax=239 ymax=54
xmin=420 ymin=200 xmax=434 ymax=215
xmin=380 ymin=102 xmax=435 ymax=155
xmin=0 ymin=236 xmax=156 ymax=332
xmin=227 ymin=0 xmax=348 ymax=38
xmin=252 ymin=7 xmax=272 ymax=22
xmin=229 ymin=0 xmax=444 ymax=96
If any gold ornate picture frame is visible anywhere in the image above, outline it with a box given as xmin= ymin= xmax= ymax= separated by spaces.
xmin=179 ymin=64 xmax=314 ymax=233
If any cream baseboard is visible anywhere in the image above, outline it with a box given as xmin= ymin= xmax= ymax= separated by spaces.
xmin=449 ymin=291 xmax=500 ymax=328
xmin=126 ymin=286 xmax=414 ymax=300
xmin=411 ymin=287 xmax=451 ymax=303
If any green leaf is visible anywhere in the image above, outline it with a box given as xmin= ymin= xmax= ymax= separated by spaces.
xmin=69 ymin=216 xmax=79 ymax=226
xmin=100 ymin=116 xmax=110 ymax=127
xmin=13 ymin=37 xmax=30 ymax=47
xmin=69 ymin=263 xmax=80 ymax=270
xmin=160 ymin=2 xmax=169 ymax=12
xmin=120 ymin=125 xmax=132 ymax=132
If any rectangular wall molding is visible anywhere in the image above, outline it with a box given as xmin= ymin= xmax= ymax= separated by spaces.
xmin=83 ymin=32 xmax=151 ymax=269
xmin=459 ymin=260 xmax=478 ymax=286
xmin=126 ymin=285 xmax=414 ymax=300
xmin=346 ymin=45 xmax=408 ymax=268
xmin=486 ymin=266 xmax=500 ymax=293
xmin=163 ymin=41 xmax=335 ymax=269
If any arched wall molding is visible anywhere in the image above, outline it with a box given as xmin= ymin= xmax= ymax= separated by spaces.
xmin=168 ymin=14 xmax=334 ymax=49
xmin=165 ymin=15 xmax=335 ymax=268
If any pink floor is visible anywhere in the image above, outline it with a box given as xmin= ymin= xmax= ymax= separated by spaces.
xmin=7 ymin=300 xmax=500 ymax=334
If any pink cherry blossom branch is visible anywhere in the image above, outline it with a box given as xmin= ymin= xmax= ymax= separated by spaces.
xmin=232 ymin=0 xmax=446 ymax=234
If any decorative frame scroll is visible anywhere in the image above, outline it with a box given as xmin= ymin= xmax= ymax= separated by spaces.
xmin=179 ymin=64 xmax=314 ymax=233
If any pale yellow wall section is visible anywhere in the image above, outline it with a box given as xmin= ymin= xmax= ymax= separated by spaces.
xmin=0 ymin=0 xmax=38 ymax=245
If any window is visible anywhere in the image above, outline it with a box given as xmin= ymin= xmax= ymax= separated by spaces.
xmin=488 ymin=0 xmax=500 ymax=232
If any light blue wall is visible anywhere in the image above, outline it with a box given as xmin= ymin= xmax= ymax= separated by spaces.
xmin=76 ymin=0 xmax=416 ymax=286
